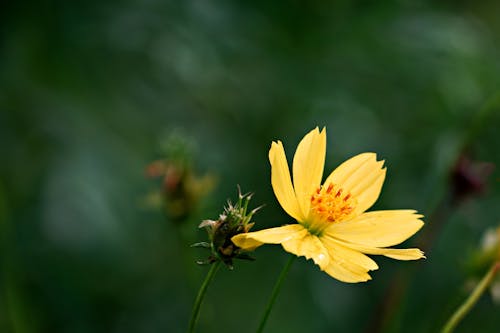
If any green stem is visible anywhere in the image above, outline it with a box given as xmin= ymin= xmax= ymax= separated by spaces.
xmin=441 ymin=261 xmax=500 ymax=333
xmin=256 ymin=255 xmax=295 ymax=333
xmin=187 ymin=261 xmax=221 ymax=333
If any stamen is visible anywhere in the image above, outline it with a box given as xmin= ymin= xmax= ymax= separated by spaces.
xmin=309 ymin=183 xmax=356 ymax=224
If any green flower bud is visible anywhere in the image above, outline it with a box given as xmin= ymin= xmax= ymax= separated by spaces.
xmin=194 ymin=187 xmax=261 ymax=269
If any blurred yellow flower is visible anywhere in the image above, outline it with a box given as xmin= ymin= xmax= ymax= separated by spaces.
xmin=232 ymin=127 xmax=425 ymax=283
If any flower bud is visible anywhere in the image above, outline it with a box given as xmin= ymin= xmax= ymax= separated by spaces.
xmin=467 ymin=226 xmax=500 ymax=303
xmin=451 ymin=154 xmax=495 ymax=203
xmin=144 ymin=130 xmax=216 ymax=223
xmin=194 ymin=188 xmax=261 ymax=269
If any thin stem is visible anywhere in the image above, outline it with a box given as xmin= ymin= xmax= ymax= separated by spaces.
xmin=256 ymin=255 xmax=295 ymax=333
xmin=441 ymin=261 xmax=500 ymax=333
xmin=187 ymin=261 xmax=221 ymax=333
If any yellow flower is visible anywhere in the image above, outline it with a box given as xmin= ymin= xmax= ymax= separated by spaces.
xmin=231 ymin=127 xmax=425 ymax=283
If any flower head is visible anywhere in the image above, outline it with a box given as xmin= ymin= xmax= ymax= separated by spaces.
xmin=232 ymin=127 xmax=425 ymax=283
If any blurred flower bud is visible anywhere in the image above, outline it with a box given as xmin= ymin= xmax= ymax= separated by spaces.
xmin=144 ymin=130 xmax=216 ymax=223
xmin=451 ymin=154 xmax=495 ymax=203
xmin=193 ymin=188 xmax=261 ymax=269
xmin=467 ymin=226 xmax=500 ymax=303
xmin=491 ymin=279 xmax=500 ymax=304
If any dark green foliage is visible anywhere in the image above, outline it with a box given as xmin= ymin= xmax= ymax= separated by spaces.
xmin=1 ymin=1 xmax=500 ymax=332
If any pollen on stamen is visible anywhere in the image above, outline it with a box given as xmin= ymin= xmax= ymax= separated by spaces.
xmin=309 ymin=183 xmax=356 ymax=223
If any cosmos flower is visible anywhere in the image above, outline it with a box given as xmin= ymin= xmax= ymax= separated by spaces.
xmin=231 ymin=127 xmax=425 ymax=282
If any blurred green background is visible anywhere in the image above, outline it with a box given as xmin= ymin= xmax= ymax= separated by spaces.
xmin=1 ymin=0 xmax=500 ymax=332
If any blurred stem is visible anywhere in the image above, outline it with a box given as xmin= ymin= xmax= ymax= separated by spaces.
xmin=366 ymin=191 xmax=453 ymax=333
xmin=187 ymin=261 xmax=221 ymax=333
xmin=441 ymin=261 xmax=500 ymax=333
xmin=256 ymin=255 xmax=295 ymax=333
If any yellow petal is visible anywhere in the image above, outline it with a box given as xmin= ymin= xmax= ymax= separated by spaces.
xmin=321 ymin=236 xmax=379 ymax=271
xmin=315 ymin=236 xmax=378 ymax=283
xmin=292 ymin=127 xmax=326 ymax=219
xmin=324 ymin=153 xmax=386 ymax=215
xmin=230 ymin=234 xmax=264 ymax=251
xmin=231 ymin=224 xmax=307 ymax=252
xmin=323 ymin=261 xmax=372 ymax=283
xmin=322 ymin=252 xmax=373 ymax=283
xmin=324 ymin=235 xmax=425 ymax=261
xmin=282 ymin=233 xmax=330 ymax=269
xmin=380 ymin=248 xmax=425 ymax=260
xmin=269 ymin=141 xmax=304 ymax=221
xmin=354 ymin=246 xmax=425 ymax=260
xmin=326 ymin=210 xmax=424 ymax=248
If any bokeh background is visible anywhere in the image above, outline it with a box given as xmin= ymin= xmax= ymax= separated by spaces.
xmin=1 ymin=1 xmax=500 ymax=332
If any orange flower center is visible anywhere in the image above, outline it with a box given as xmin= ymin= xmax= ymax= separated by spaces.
xmin=310 ymin=183 xmax=356 ymax=223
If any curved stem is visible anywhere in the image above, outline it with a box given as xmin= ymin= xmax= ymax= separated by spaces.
xmin=187 ymin=261 xmax=221 ymax=333
xmin=441 ymin=261 xmax=500 ymax=333
xmin=256 ymin=255 xmax=295 ymax=333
